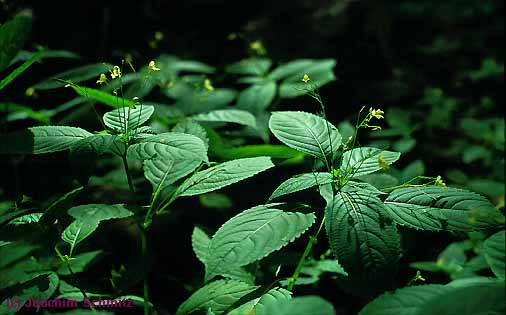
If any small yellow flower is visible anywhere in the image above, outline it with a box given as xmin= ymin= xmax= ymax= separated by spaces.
xmin=148 ymin=60 xmax=161 ymax=71
xmin=249 ymin=40 xmax=266 ymax=55
xmin=369 ymin=125 xmax=382 ymax=131
xmin=371 ymin=108 xmax=385 ymax=120
xmin=378 ymin=154 xmax=390 ymax=170
xmin=96 ymin=73 xmax=108 ymax=85
xmin=154 ymin=31 xmax=164 ymax=41
xmin=414 ymin=270 xmax=426 ymax=282
xmin=110 ymin=66 xmax=122 ymax=79
xmin=302 ymin=74 xmax=311 ymax=83
xmin=435 ymin=175 xmax=447 ymax=188
xmin=203 ymin=78 xmax=214 ymax=91
xmin=25 ymin=87 xmax=35 ymax=97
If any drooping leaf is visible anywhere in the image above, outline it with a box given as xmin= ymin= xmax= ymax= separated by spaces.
xmin=269 ymin=172 xmax=334 ymax=201
xmin=262 ymin=295 xmax=336 ymax=315
xmin=0 ymin=11 xmax=32 ymax=72
xmin=103 ymin=105 xmax=155 ymax=133
xmin=192 ymin=109 xmax=257 ymax=129
xmin=31 ymin=63 xmax=111 ymax=90
xmin=176 ymin=157 xmax=274 ymax=197
xmin=340 ymin=147 xmax=401 ymax=179
xmin=483 ymin=230 xmax=505 ymax=279
xmin=176 ymin=279 xmax=258 ymax=315
xmin=237 ymin=82 xmax=277 ymax=112
xmin=325 ymin=192 xmax=401 ymax=284
xmin=205 ymin=204 xmax=315 ymax=281
xmin=0 ymin=49 xmax=44 ymax=91
xmin=269 ymin=111 xmax=342 ymax=164
xmin=384 ymin=187 xmax=505 ymax=231
xmin=0 ymin=126 xmax=92 ymax=154
xmin=229 ymin=287 xmax=292 ymax=315
xmin=66 ymin=83 xmax=134 ymax=108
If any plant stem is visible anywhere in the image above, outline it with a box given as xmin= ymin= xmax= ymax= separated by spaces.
xmin=287 ymin=215 xmax=326 ymax=291
xmin=122 ymin=154 xmax=135 ymax=193
xmin=140 ymin=226 xmax=150 ymax=315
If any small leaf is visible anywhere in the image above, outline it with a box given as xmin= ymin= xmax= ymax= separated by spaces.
xmin=176 ymin=157 xmax=274 ymax=197
xmin=103 ymin=105 xmax=155 ymax=133
xmin=229 ymin=287 xmax=292 ymax=315
xmin=192 ymin=109 xmax=257 ymax=129
xmin=57 ymin=250 xmax=102 ymax=275
xmin=173 ymin=119 xmax=209 ymax=149
xmin=226 ymin=58 xmax=272 ymax=76
xmin=31 ymin=63 xmax=111 ymax=90
xmin=262 ymin=295 xmax=336 ymax=315
xmin=205 ymin=204 xmax=315 ymax=281
xmin=340 ymin=147 xmax=400 ymax=179
xmin=66 ymin=84 xmax=135 ymax=108
xmin=483 ymin=230 xmax=505 ymax=279
xmin=237 ymin=82 xmax=277 ymax=112
xmin=269 ymin=172 xmax=334 ymax=201
xmin=176 ymin=279 xmax=258 ymax=315
xmin=61 ymin=220 xmax=97 ymax=254
xmin=67 ymin=204 xmax=134 ymax=222
xmin=192 ymin=226 xmax=211 ymax=264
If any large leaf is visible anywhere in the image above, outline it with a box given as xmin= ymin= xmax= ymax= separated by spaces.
xmin=262 ymin=296 xmax=336 ymax=315
xmin=269 ymin=172 xmax=334 ymax=201
xmin=0 ymin=11 xmax=32 ymax=72
xmin=0 ymin=126 xmax=92 ymax=154
xmin=483 ymin=230 xmax=505 ymax=279
xmin=175 ymin=157 xmax=274 ymax=197
xmin=205 ymin=204 xmax=315 ymax=281
xmin=69 ymin=134 xmax=126 ymax=157
xmin=103 ymin=105 xmax=155 ymax=133
xmin=192 ymin=109 xmax=257 ymax=129
xmin=31 ymin=63 xmax=111 ymax=90
xmin=176 ymin=279 xmax=258 ymax=315
xmin=229 ymin=287 xmax=292 ymax=315
xmin=340 ymin=147 xmax=401 ymax=179
xmin=325 ymin=192 xmax=400 ymax=282
xmin=269 ymin=111 xmax=342 ymax=164
xmin=384 ymin=187 xmax=505 ymax=231
xmin=173 ymin=119 xmax=209 ymax=149
xmin=237 ymin=82 xmax=277 ymax=112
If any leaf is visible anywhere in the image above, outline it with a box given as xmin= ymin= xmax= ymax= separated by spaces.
xmin=342 ymin=181 xmax=387 ymax=196
xmin=69 ymin=134 xmax=126 ymax=157
xmin=340 ymin=147 xmax=401 ymax=179
xmin=176 ymin=279 xmax=258 ymax=315
xmin=7 ymin=213 xmax=42 ymax=225
xmin=176 ymin=157 xmax=274 ymax=197
xmin=483 ymin=230 xmax=505 ymax=279
xmin=0 ymin=11 xmax=32 ymax=72
xmin=66 ymin=84 xmax=134 ymax=108
xmin=0 ymin=102 xmax=50 ymax=123
xmin=229 ymin=287 xmax=292 ymax=315
xmin=0 ymin=126 xmax=92 ymax=154
xmin=325 ymin=192 xmax=401 ymax=281
xmin=269 ymin=172 xmax=334 ymax=201
xmin=384 ymin=187 xmax=505 ymax=231
xmin=269 ymin=111 xmax=342 ymax=164
xmin=10 ymin=49 xmax=79 ymax=65
xmin=61 ymin=220 xmax=97 ymax=255
xmin=192 ymin=226 xmax=211 ymax=264
xmin=31 ymin=63 xmax=111 ymax=90
xmin=192 ymin=109 xmax=257 ymax=129
xmin=67 ymin=204 xmax=134 ymax=222
xmin=39 ymin=186 xmax=84 ymax=225
xmin=57 ymin=250 xmax=102 ymax=275
xmin=278 ymin=59 xmax=336 ymax=98
xmin=199 ymin=193 xmax=233 ymax=209
xmin=268 ymin=59 xmax=320 ymax=81
xmin=103 ymin=105 xmax=155 ymax=132
xmin=237 ymin=82 xmax=277 ymax=112
xmin=205 ymin=204 xmax=315 ymax=281
xmin=173 ymin=119 xmax=209 ymax=149
xmin=226 ymin=58 xmax=272 ymax=76
xmin=0 ymin=49 xmax=44 ymax=91
xmin=262 ymin=296 xmax=336 ymax=315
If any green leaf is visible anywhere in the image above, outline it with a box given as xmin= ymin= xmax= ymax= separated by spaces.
xmin=340 ymin=147 xmax=401 ymax=179
xmin=67 ymin=204 xmax=134 ymax=222
xmin=61 ymin=220 xmax=97 ymax=255
xmin=192 ymin=109 xmax=257 ymax=129
xmin=0 ymin=102 xmax=50 ymax=123
xmin=268 ymin=59 xmax=320 ymax=81
xmin=103 ymin=105 xmax=155 ymax=133
xmin=269 ymin=172 xmax=334 ymax=201
xmin=0 ymin=49 xmax=44 ymax=91
xmin=483 ymin=230 xmax=505 ymax=279
xmin=31 ymin=63 xmax=111 ymax=90
xmin=173 ymin=119 xmax=209 ymax=149
xmin=57 ymin=250 xmax=102 ymax=275
xmin=226 ymin=58 xmax=272 ymax=76
xmin=0 ymin=11 xmax=32 ymax=72
xmin=269 ymin=111 xmax=342 ymax=164
xmin=342 ymin=181 xmax=387 ymax=196
xmin=10 ymin=49 xmax=79 ymax=65
xmin=384 ymin=187 xmax=505 ymax=231
xmin=199 ymin=193 xmax=233 ymax=209
xmin=325 ymin=192 xmax=400 ymax=281
xmin=278 ymin=59 xmax=336 ymax=98
xmin=39 ymin=186 xmax=84 ymax=225
xmin=176 ymin=279 xmax=258 ymax=315
xmin=7 ymin=213 xmax=42 ymax=225
xmin=237 ymin=82 xmax=277 ymax=112
xmin=205 ymin=204 xmax=315 ymax=281
xmin=176 ymin=157 xmax=274 ymax=197
xmin=69 ymin=134 xmax=126 ymax=157
xmin=192 ymin=226 xmax=211 ymax=264
xmin=0 ymin=126 xmax=92 ymax=154
xmin=262 ymin=296 xmax=336 ymax=315
xmin=66 ymin=83 xmax=134 ymax=108
xmin=229 ymin=287 xmax=292 ymax=315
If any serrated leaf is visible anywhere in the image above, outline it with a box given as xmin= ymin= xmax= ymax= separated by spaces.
xmin=67 ymin=204 xmax=134 ymax=222
xmin=0 ymin=11 xmax=32 ymax=72
xmin=483 ymin=230 xmax=505 ymax=279
xmin=384 ymin=187 xmax=505 ymax=231
xmin=269 ymin=172 xmax=334 ymax=201
xmin=70 ymin=134 xmax=126 ymax=157
xmin=269 ymin=111 xmax=342 ymax=164
xmin=325 ymin=192 xmax=400 ymax=281
xmin=103 ymin=105 xmax=154 ymax=133
xmin=173 ymin=119 xmax=209 ymax=149
xmin=192 ymin=226 xmax=211 ymax=264
xmin=31 ymin=63 xmax=111 ymax=90
xmin=192 ymin=109 xmax=257 ymax=129
xmin=229 ymin=287 xmax=292 ymax=315
xmin=340 ymin=147 xmax=401 ymax=179
xmin=0 ymin=126 xmax=92 ymax=154
xmin=205 ymin=204 xmax=315 ymax=281
xmin=176 ymin=157 xmax=274 ymax=197
xmin=176 ymin=279 xmax=258 ymax=315
xmin=7 ymin=213 xmax=42 ymax=225
xmin=262 ymin=295 xmax=336 ymax=315
xmin=342 ymin=181 xmax=387 ymax=196
xmin=237 ymin=82 xmax=277 ymax=112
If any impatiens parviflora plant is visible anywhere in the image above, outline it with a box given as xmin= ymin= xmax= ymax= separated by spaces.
xmin=0 ymin=61 xmax=279 ymax=315
xmin=175 ymin=75 xmax=504 ymax=314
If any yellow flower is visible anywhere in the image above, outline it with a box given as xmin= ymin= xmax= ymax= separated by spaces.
xmin=369 ymin=125 xmax=382 ymax=131
xmin=249 ymin=40 xmax=266 ymax=55
xmin=371 ymin=108 xmax=385 ymax=119
xmin=148 ymin=60 xmax=161 ymax=71
xmin=378 ymin=154 xmax=390 ymax=170
xmin=203 ymin=78 xmax=214 ymax=91
xmin=302 ymin=74 xmax=311 ymax=83
xmin=25 ymin=87 xmax=35 ymax=97
xmin=435 ymin=175 xmax=447 ymax=188
xmin=154 ymin=31 xmax=164 ymax=41
xmin=110 ymin=66 xmax=122 ymax=79
xmin=96 ymin=73 xmax=108 ymax=85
